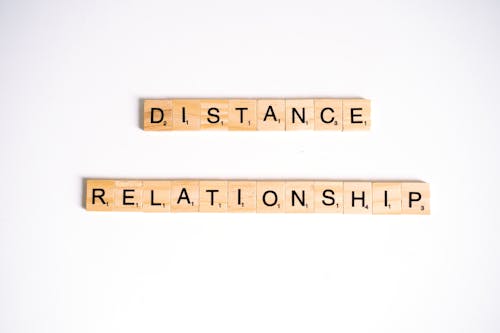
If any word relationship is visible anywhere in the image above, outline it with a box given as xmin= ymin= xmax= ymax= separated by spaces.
xmin=86 ymin=179 xmax=429 ymax=214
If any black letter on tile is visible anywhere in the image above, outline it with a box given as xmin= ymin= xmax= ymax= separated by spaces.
xmin=123 ymin=189 xmax=135 ymax=205
xmin=177 ymin=188 xmax=191 ymax=204
xmin=92 ymin=189 xmax=106 ymax=205
xmin=322 ymin=189 xmax=335 ymax=206
xmin=292 ymin=107 xmax=305 ymax=123
xmin=351 ymin=108 xmax=362 ymax=124
xmin=291 ymin=190 xmax=305 ymax=206
xmin=263 ymin=190 xmax=278 ymax=206
xmin=151 ymin=190 xmax=161 ymax=206
xmin=235 ymin=107 xmax=247 ymax=123
xmin=264 ymin=106 xmax=277 ymax=122
xmin=207 ymin=108 xmax=220 ymax=123
xmin=351 ymin=191 xmax=365 ymax=207
xmin=151 ymin=108 xmax=164 ymax=123
xmin=409 ymin=192 xmax=421 ymax=208
xmin=206 ymin=189 xmax=219 ymax=206
xmin=320 ymin=107 xmax=335 ymax=123
xmin=182 ymin=107 xmax=187 ymax=123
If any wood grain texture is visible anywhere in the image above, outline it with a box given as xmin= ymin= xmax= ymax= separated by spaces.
xmin=142 ymin=180 xmax=171 ymax=212
xmin=256 ymin=181 xmax=285 ymax=213
xmin=200 ymin=99 xmax=228 ymax=130
xmin=86 ymin=180 xmax=116 ymax=211
xmin=144 ymin=100 xmax=173 ymax=130
xmin=172 ymin=99 xmax=201 ymax=130
xmin=401 ymin=182 xmax=430 ymax=214
xmin=227 ymin=181 xmax=257 ymax=213
xmin=372 ymin=182 xmax=401 ymax=214
xmin=285 ymin=181 xmax=314 ymax=213
xmin=314 ymin=99 xmax=343 ymax=131
xmin=199 ymin=180 xmax=228 ymax=212
xmin=86 ymin=180 xmax=429 ymax=214
xmin=313 ymin=181 xmax=343 ymax=213
xmin=170 ymin=180 xmax=199 ymax=212
xmin=143 ymin=99 xmax=370 ymax=131
xmin=343 ymin=182 xmax=373 ymax=214
xmin=113 ymin=180 xmax=143 ymax=211
xmin=285 ymin=99 xmax=314 ymax=131
xmin=257 ymin=99 xmax=286 ymax=131
xmin=342 ymin=99 xmax=371 ymax=131
xmin=229 ymin=99 xmax=257 ymax=131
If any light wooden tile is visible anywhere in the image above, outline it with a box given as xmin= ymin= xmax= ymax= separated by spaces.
xmin=228 ymin=181 xmax=257 ymax=212
xmin=256 ymin=181 xmax=285 ymax=213
xmin=171 ymin=180 xmax=199 ymax=212
xmin=401 ymin=182 xmax=430 ymax=214
xmin=372 ymin=182 xmax=402 ymax=215
xmin=313 ymin=181 xmax=344 ymax=213
xmin=257 ymin=99 xmax=285 ymax=131
xmin=200 ymin=99 xmax=229 ymax=130
xmin=285 ymin=99 xmax=314 ymax=130
xmin=199 ymin=180 xmax=228 ymax=212
xmin=113 ymin=180 xmax=143 ymax=211
xmin=142 ymin=180 xmax=171 ymax=212
xmin=314 ymin=99 xmax=343 ymax=131
xmin=86 ymin=180 xmax=115 ymax=211
xmin=144 ymin=100 xmax=173 ymax=131
xmin=285 ymin=181 xmax=314 ymax=213
xmin=342 ymin=99 xmax=371 ymax=131
xmin=172 ymin=99 xmax=201 ymax=130
xmin=343 ymin=182 xmax=372 ymax=214
xmin=229 ymin=100 xmax=257 ymax=131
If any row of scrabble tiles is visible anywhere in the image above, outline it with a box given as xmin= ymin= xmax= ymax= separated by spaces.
xmin=143 ymin=99 xmax=370 ymax=131
xmin=86 ymin=180 xmax=430 ymax=214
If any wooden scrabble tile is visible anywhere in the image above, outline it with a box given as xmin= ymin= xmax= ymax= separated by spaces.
xmin=256 ymin=181 xmax=285 ymax=213
xmin=313 ymin=181 xmax=344 ymax=213
xmin=144 ymin=100 xmax=173 ymax=131
xmin=228 ymin=181 xmax=257 ymax=212
xmin=229 ymin=99 xmax=257 ymax=131
xmin=257 ymin=99 xmax=285 ymax=131
xmin=200 ymin=99 xmax=229 ymax=130
xmin=401 ymin=182 xmax=430 ymax=215
xmin=86 ymin=179 xmax=116 ymax=211
xmin=285 ymin=99 xmax=314 ymax=130
xmin=142 ymin=180 xmax=171 ymax=212
xmin=113 ymin=180 xmax=143 ymax=211
xmin=342 ymin=99 xmax=371 ymax=131
xmin=314 ymin=99 xmax=343 ymax=131
xmin=343 ymin=182 xmax=372 ymax=214
xmin=199 ymin=180 xmax=228 ymax=212
xmin=172 ymin=99 xmax=201 ymax=130
xmin=285 ymin=181 xmax=314 ymax=213
xmin=372 ymin=182 xmax=401 ymax=214
xmin=171 ymin=180 xmax=199 ymax=212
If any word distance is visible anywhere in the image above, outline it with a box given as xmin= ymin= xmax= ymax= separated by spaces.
xmin=143 ymin=99 xmax=370 ymax=131
xmin=86 ymin=180 xmax=429 ymax=214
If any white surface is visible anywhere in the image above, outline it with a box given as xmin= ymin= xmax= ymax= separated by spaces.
xmin=1 ymin=0 xmax=499 ymax=332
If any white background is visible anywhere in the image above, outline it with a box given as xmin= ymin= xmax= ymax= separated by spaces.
xmin=1 ymin=0 xmax=499 ymax=332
